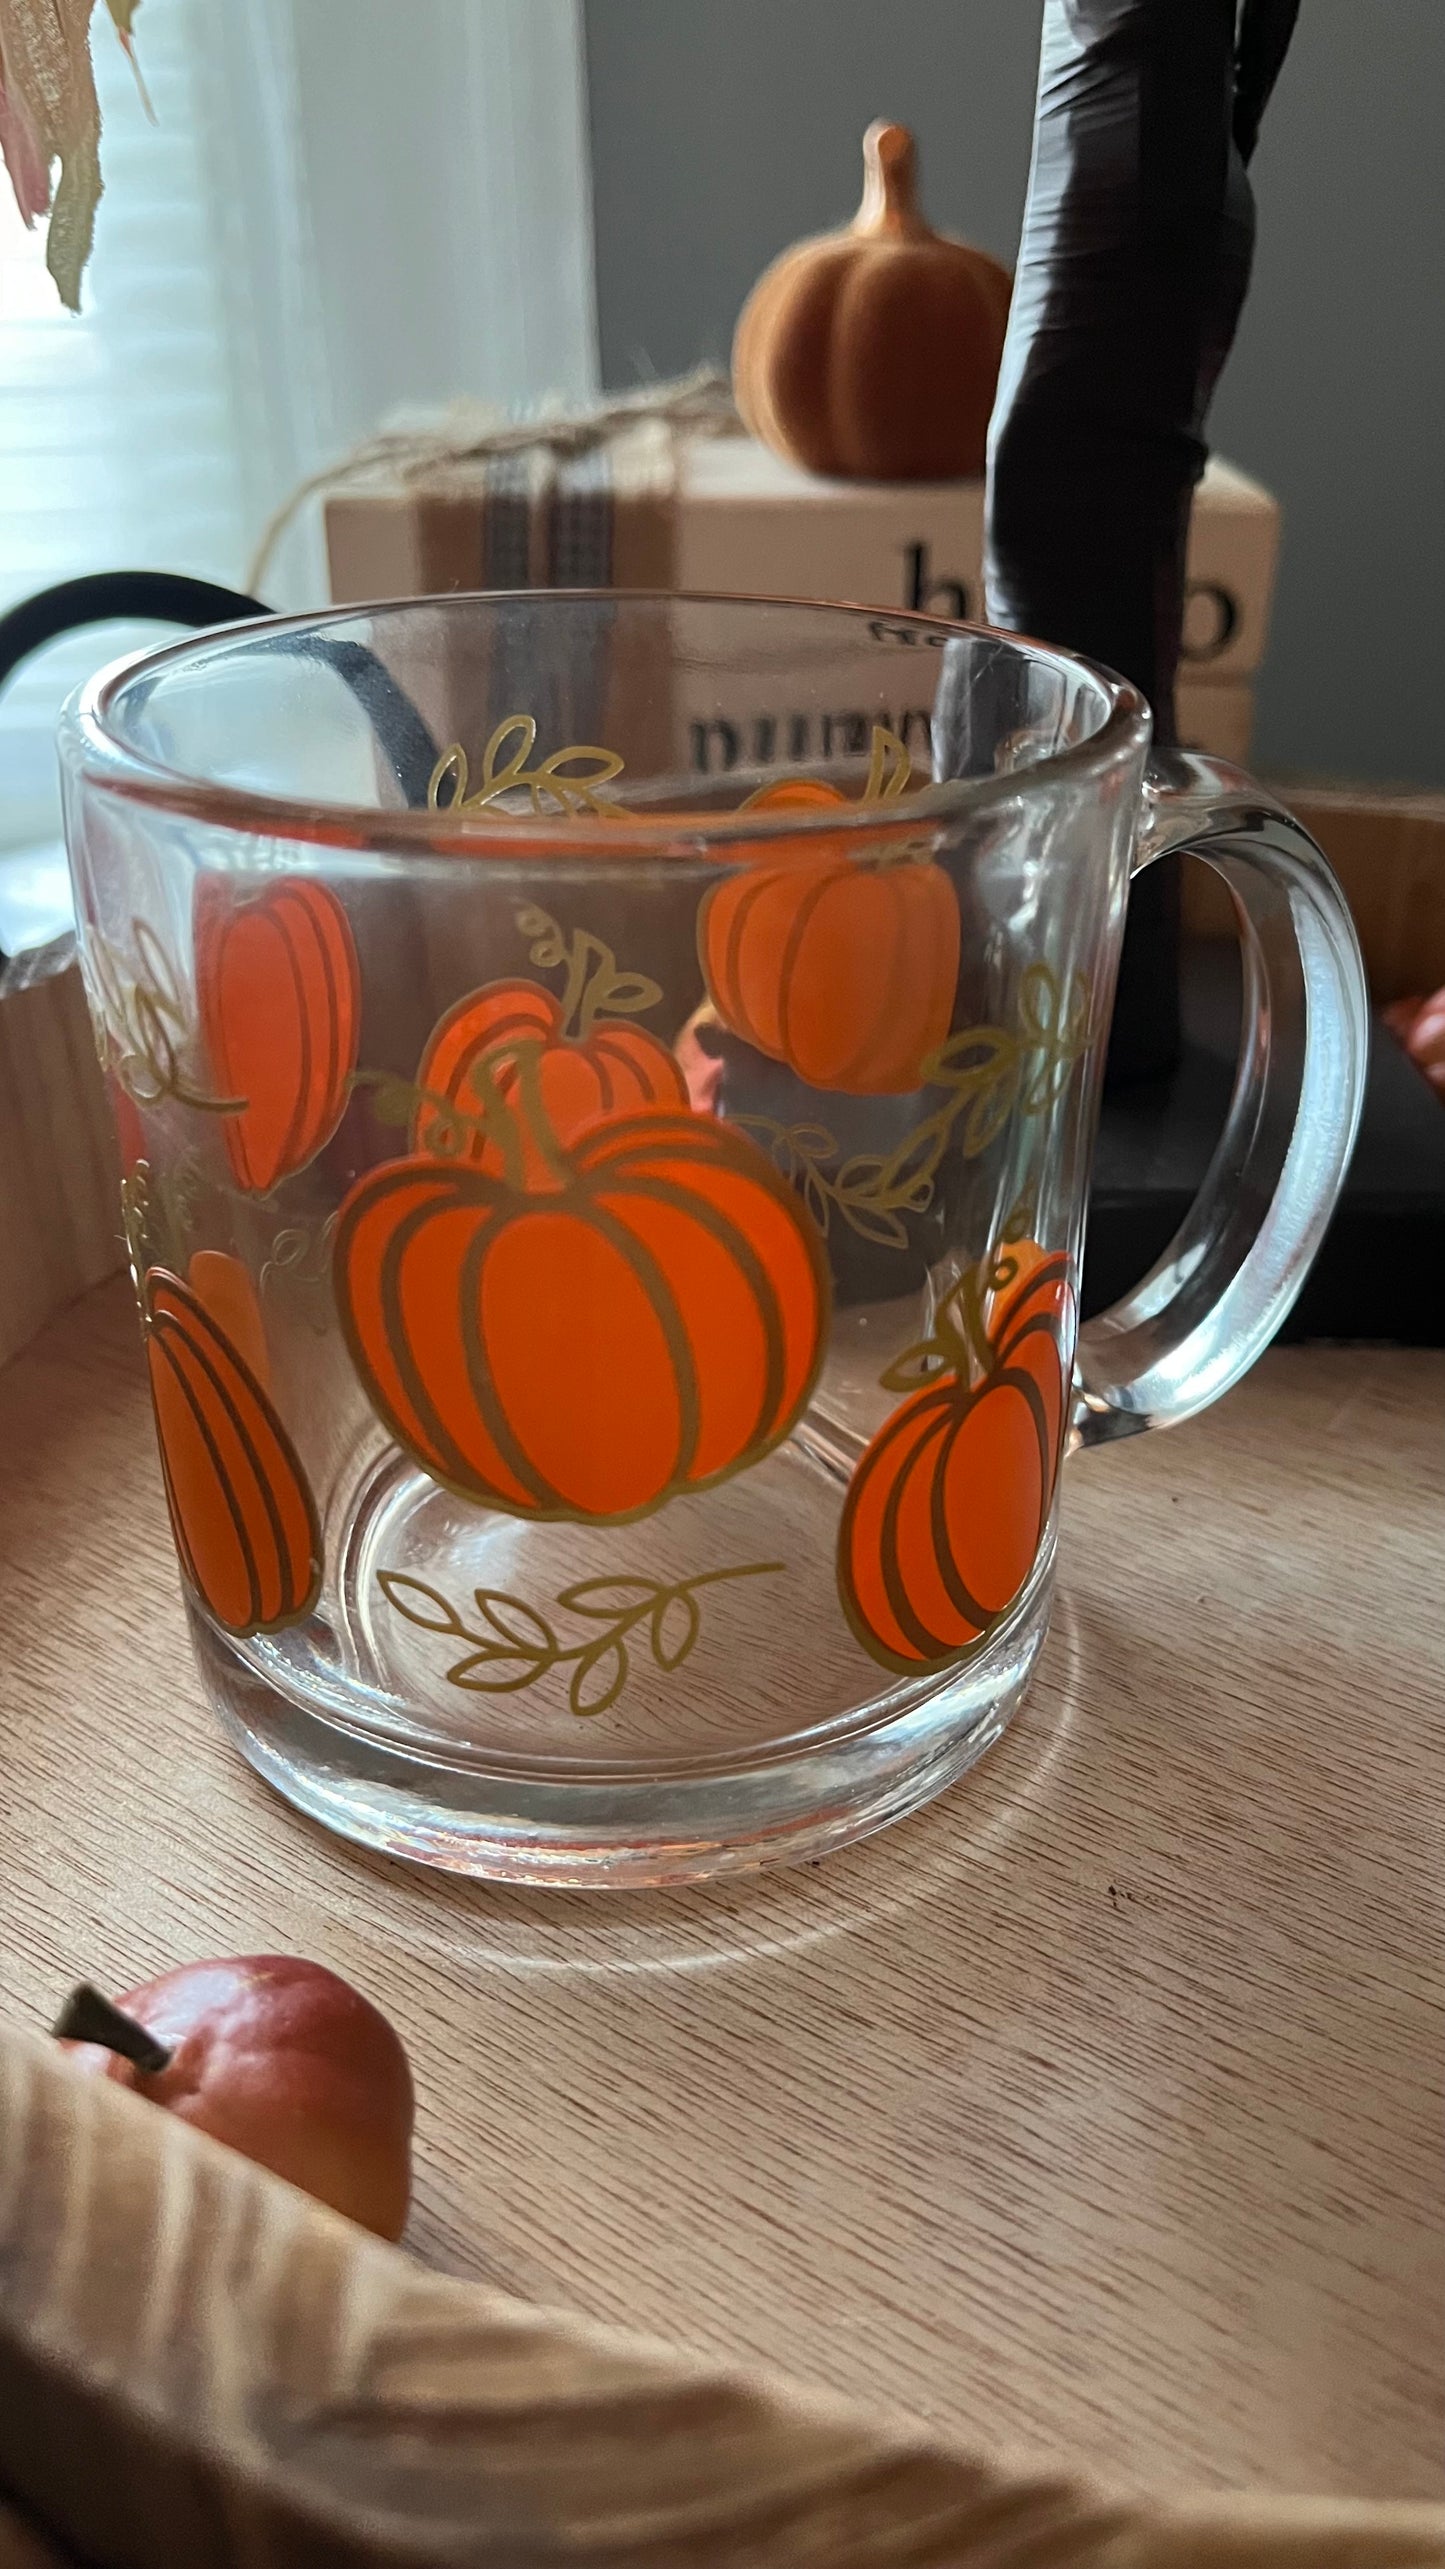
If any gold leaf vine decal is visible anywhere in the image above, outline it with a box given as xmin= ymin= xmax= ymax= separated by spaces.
xmin=350 ymin=1042 xmax=574 ymax=1185
xmin=378 ymin=1561 xmax=785 ymax=1720
xmin=736 ymin=963 xmax=1091 ymax=1251
xmin=427 ymin=714 xmax=916 ymax=829
xmin=89 ymin=921 xmax=244 ymax=1116
xmin=427 ymin=717 xmax=631 ymax=820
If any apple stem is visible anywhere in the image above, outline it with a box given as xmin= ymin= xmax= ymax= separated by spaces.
xmin=51 ymin=1982 xmax=172 ymax=2074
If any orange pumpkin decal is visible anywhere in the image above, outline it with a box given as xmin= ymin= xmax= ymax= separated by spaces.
xmin=197 ymin=878 xmax=360 ymax=1195
xmin=335 ymin=1099 xmax=829 ymax=1523
xmin=107 ymin=1075 xmax=147 ymax=1176
xmin=187 ymin=1248 xmax=271 ymax=1391
xmin=414 ymin=978 xmax=686 ymax=1175
xmin=699 ymin=766 xmax=960 ymax=1096
xmin=142 ymin=1268 xmax=321 ymax=1636
xmin=838 ymin=1245 xmax=1075 ymax=1671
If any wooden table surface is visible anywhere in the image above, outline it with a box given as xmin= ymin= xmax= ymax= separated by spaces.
xmin=1 ymin=1280 xmax=1441 ymax=2505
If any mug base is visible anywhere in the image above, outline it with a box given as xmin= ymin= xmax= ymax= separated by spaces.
xmin=193 ymin=1582 xmax=1050 ymax=1888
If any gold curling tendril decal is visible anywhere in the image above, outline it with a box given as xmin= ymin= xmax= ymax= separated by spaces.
xmin=259 ymin=1212 xmax=339 ymax=1334
xmin=428 ymin=716 xmax=632 ymax=820
xmin=378 ymin=1561 xmax=785 ymax=1720
xmin=882 ymin=1198 xmax=1045 ymax=1398
xmin=736 ymin=963 xmax=1091 ymax=1251
xmin=348 ymin=1065 xmax=490 ymax=1163
xmin=118 ymin=1150 xmax=211 ymax=1289
xmin=88 ymin=921 xmax=244 ymax=1116
xmin=514 ymin=903 xmax=663 ymax=1036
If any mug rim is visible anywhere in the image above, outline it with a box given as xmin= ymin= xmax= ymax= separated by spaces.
xmin=66 ymin=589 xmax=1153 ymax=863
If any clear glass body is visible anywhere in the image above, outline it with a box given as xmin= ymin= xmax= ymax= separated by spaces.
xmin=60 ymin=595 xmax=1367 ymax=1883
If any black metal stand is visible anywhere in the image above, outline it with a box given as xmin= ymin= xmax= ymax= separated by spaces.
xmin=986 ymin=0 xmax=1299 ymax=1086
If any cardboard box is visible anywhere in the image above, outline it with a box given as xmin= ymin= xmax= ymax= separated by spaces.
xmin=326 ymin=435 xmax=1278 ymax=688
xmin=1177 ymin=680 xmax=1253 ymax=766
xmin=673 ymin=443 xmax=1277 ymax=685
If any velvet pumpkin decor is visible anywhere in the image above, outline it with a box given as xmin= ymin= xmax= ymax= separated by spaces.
xmin=733 ymin=120 xmax=1011 ymax=482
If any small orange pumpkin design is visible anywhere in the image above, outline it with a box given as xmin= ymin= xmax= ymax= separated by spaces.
xmin=197 ymin=877 xmax=360 ymax=1194
xmin=414 ymin=978 xmax=686 ymax=1175
xmin=838 ymin=1244 xmax=1074 ymax=1671
xmin=143 ymin=1267 xmax=321 ymax=1635
xmin=335 ymin=1096 xmax=829 ymax=1523
xmin=699 ymin=767 xmax=960 ymax=1096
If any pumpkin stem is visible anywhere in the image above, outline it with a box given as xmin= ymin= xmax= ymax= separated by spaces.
xmin=564 ymin=928 xmax=625 ymax=1042
xmin=470 ymin=1042 xmax=570 ymax=1193
xmin=52 ymin=1982 xmax=172 ymax=2074
xmin=953 ymin=1253 xmax=1011 ymax=1385
xmin=858 ymin=121 xmax=928 ymax=240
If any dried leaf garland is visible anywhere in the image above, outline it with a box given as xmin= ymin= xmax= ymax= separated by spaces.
xmin=0 ymin=0 xmax=146 ymax=311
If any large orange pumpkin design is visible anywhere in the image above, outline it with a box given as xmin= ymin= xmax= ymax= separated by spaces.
xmin=838 ymin=1245 xmax=1075 ymax=1671
xmin=197 ymin=877 xmax=360 ymax=1194
xmin=414 ymin=978 xmax=687 ymax=1175
xmin=142 ymin=1267 xmax=321 ymax=1636
xmin=699 ymin=772 xmax=960 ymax=1096
xmin=335 ymin=1103 xmax=829 ymax=1522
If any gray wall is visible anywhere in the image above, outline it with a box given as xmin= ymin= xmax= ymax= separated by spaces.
xmin=584 ymin=0 xmax=1444 ymax=788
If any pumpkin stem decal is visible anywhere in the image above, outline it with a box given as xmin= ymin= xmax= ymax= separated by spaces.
xmin=514 ymin=902 xmax=663 ymax=1042
xmin=140 ymin=1266 xmax=322 ymax=1637
xmin=334 ymin=1108 xmax=830 ymax=1524
xmin=378 ymin=1559 xmax=785 ymax=1720
xmin=427 ymin=717 xmax=632 ymax=821
xmin=404 ymin=908 xmax=686 ymax=1175
xmin=837 ymin=1239 xmax=1076 ymax=1671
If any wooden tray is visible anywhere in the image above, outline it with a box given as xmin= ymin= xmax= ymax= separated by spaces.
xmin=1 ymin=1282 xmax=1442 ymax=2564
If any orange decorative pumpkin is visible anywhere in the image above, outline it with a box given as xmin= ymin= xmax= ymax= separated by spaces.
xmin=414 ymin=978 xmax=687 ymax=1176
xmin=838 ymin=1247 xmax=1074 ymax=1670
xmin=733 ymin=120 xmax=1012 ymax=482
xmin=699 ymin=777 xmax=960 ymax=1094
xmin=143 ymin=1266 xmax=321 ymax=1635
xmin=197 ymin=877 xmax=360 ymax=1195
xmin=336 ymin=1107 xmax=828 ymax=1522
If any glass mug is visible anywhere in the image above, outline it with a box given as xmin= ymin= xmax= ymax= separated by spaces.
xmin=60 ymin=595 xmax=1367 ymax=1885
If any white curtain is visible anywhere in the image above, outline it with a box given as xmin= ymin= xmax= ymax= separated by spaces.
xmin=0 ymin=0 xmax=597 ymax=937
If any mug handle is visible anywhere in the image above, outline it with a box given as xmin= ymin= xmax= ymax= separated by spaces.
xmin=1074 ymin=753 xmax=1370 ymax=1447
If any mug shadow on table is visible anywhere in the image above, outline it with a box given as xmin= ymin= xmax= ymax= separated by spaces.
xmin=298 ymin=1589 xmax=1091 ymax=1981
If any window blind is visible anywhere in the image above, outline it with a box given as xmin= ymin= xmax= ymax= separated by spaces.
xmin=0 ymin=0 xmax=267 ymax=870
xmin=0 ymin=0 xmax=598 ymax=948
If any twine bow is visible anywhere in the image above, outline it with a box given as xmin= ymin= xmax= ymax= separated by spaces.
xmin=247 ymin=365 xmax=741 ymax=593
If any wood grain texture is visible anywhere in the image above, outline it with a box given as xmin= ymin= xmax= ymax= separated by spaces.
xmin=0 ymin=946 xmax=121 ymax=1369
xmin=1184 ymin=783 xmax=1445 ymax=995
xmin=0 ymin=1283 xmax=1441 ymax=2522
xmin=2 ymin=2029 xmax=1443 ymax=2569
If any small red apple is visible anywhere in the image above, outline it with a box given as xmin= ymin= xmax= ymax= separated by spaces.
xmin=54 ymin=1956 xmax=413 ymax=2241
